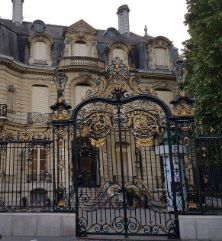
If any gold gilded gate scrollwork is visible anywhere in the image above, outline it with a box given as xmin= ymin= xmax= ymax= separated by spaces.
xmin=127 ymin=110 xmax=163 ymax=147
xmin=81 ymin=112 xmax=113 ymax=148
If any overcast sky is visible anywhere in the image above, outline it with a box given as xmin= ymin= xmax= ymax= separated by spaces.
xmin=0 ymin=0 xmax=189 ymax=52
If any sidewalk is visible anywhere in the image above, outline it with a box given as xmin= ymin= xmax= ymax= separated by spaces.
xmin=0 ymin=235 xmax=177 ymax=241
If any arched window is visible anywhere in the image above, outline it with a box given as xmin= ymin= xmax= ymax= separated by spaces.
xmin=31 ymin=85 xmax=49 ymax=113
xmin=34 ymin=41 xmax=47 ymax=61
xmin=74 ymin=84 xmax=92 ymax=106
xmin=108 ymin=43 xmax=129 ymax=65
xmin=73 ymin=41 xmax=88 ymax=56
xmin=29 ymin=34 xmax=52 ymax=65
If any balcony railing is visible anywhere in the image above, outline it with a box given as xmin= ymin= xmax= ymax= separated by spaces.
xmin=59 ymin=56 xmax=105 ymax=68
xmin=0 ymin=104 xmax=7 ymax=118
xmin=26 ymin=173 xmax=52 ymax=183
xmin=27 ymin=112 xmax=52 ymax=124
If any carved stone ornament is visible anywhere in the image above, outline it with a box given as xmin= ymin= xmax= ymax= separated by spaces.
xmin=65 ymin=19 xmax=97 ymax=37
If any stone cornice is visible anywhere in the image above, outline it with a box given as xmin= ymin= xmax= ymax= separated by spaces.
xmin=136 ymin=70 xmax=175 ymax=81
xmin=0 ymin=55 xmax=55 ymax=75
xmin=0 ymin=55 xmax=104 ymax=75
xmin=0 ymin=54 xmax=176 ymax=80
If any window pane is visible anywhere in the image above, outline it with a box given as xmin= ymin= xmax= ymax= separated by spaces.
xmin=40 ymin=149 xmax=47 ymax=172
xmin=31 ymin=149 xmax=38 ymax=172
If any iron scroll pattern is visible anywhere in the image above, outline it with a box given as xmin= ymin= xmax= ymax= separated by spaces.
xmin=77 ymin=179 xmax=175 ymax=235
xmin=75 ymin=99 xmax=175 ymax=236
xmin=75 ymin=99 xmax=165 ymax=149
xmin=74 ymin=58 xmax=177 ymax=237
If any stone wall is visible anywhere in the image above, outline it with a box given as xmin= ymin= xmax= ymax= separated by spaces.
xmin=0 ymin=213 xmax=76 ymax=237
xmin=179 ymin=215 xmax=222 ymax=240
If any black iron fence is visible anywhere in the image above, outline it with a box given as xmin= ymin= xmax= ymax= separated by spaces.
xmin=0 ymin=138 xmax=75 ymax=212
xmin=174 ymin=130 xmax=222 ymax=214
xmin=195 ymin=136 xmax=222 ymax=212
xmin=0 ymin=127 xmax=221 ymax=214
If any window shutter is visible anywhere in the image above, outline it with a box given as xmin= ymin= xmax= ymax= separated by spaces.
xmin=32 ymin=86 xmax=49 ymax=113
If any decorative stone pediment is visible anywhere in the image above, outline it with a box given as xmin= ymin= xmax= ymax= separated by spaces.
xmin=150 ymin=36 xmax=171 ymax=49
xmin=65 ymin=19 xmax=97 ymax=38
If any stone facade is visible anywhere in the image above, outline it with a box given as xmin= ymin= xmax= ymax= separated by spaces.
xmin=0 ymin=2 xmax=180 ymax=215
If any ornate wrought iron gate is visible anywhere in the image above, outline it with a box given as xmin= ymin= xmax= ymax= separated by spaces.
xmin=72 ymin=88 xmax=180 ymax=237
xmin=69 ymin=59 xmax=185 ymax=237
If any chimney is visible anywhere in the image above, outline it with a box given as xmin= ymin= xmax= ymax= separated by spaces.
xmin=12 ymin=0 xmax=24 ymax=25
xmin=117 ymin=5 xmax=130 ymax=34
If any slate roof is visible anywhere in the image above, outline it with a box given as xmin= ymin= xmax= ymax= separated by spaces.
xmin=0 ymin=18 xmax=178 ymax=69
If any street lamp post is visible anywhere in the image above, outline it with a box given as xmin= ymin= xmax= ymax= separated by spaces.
xmin=173 ymin=59 xmax=188 ymax=91
xmin=51 ymin=69 xmax=71 ymax=121
xmin=171 ymin=59 xmax=194 ymax=117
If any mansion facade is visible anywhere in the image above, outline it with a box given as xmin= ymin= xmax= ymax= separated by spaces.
xmin=0 ymin=1 xmax=181 ymax=211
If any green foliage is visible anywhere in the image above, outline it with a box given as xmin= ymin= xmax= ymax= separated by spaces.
xmin=184 ymin=0 xmax=222 ymax=133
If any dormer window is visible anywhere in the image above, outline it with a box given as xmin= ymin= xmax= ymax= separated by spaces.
xmin=31 ymin=20 xmax=46 ymax=33
xmin=148 ymin=37 xmax=172 ymax=70
xmin=34 ymin=41 xmax=47 ymax=62
xmin=62 ymin=20 xmax=98 ymax=62
xmin=29 ymin=34 xmax=53 ymax=66
xmin=154 ymin=47 xmax=169 ymax=67
xmin=108 ymin=42 xmax=129 ymax=65
xmin=113 ymin=48 xmax=125 ymax=62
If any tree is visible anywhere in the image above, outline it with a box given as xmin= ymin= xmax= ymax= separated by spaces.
xmin=184 ymin=0 xmax=222 ymax=133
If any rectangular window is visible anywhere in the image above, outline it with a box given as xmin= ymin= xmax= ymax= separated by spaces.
xmin=32 ymin=86 xmax=49 ymax=113
xmin=115 ymin=142 xmax=132 ymax=182
xmin=7 ymin=85 xmax=16 ymax=112
xmin=27 ymin=148 xmax=48 ymax=183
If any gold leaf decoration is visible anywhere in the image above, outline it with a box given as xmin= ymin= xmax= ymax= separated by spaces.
xmin=90 ymin=138 xmax=106 ymax=148
xmin=173 ymin=104 xmax=195 ymax=116
xmin=136 ymin=137 xmax=153 ymax=147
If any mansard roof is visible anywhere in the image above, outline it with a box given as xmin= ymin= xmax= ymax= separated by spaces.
xmin=0 ymin=18 xmax=178 ymax=68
